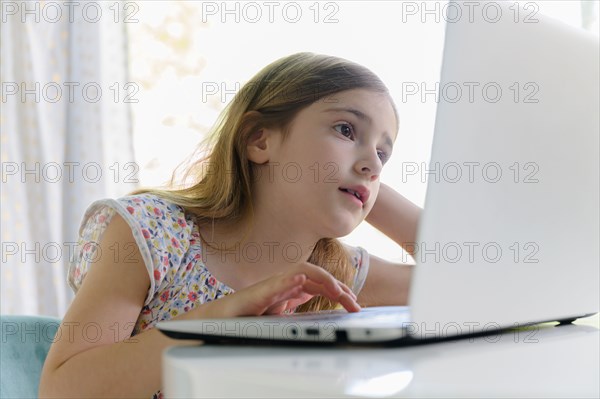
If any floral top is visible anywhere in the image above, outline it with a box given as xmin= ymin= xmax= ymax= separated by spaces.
xmin=67 ymin=193 xmax=370 ymax=399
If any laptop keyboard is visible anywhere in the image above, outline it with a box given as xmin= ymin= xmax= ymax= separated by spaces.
xmin=272 ymin=306 xmax=411 ymax=325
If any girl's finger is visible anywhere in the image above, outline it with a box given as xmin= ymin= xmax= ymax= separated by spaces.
xmin=264 ymin=286 xmax=303 ymax=314
xmin=301 ymin=280 xmax=360 ymax=312
xmin=292 ymin=263 xmax=344 ymax=297
xmin=300 ymin=277 xmax=355 ymax=301
xmin=339 ymin=282 xmax=357 ymax=300
xmin=232 ymin=274 xmax=304 ymax=316
xmin=267 ymin=274 xmax=306 ymax=303
xmin=301 ymin=280 xmax=337 ymax=297
xmin=337 ymin=292 xmax=362 ymax=313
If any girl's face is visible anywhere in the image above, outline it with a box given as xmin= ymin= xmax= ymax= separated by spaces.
xmin=255 ymin=88 xmax=398 ymax=238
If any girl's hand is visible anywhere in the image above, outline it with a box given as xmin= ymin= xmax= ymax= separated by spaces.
xmin=203 ymin=262 xmax=361 ymax=317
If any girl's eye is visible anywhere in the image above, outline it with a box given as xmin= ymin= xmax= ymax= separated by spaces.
xmin=378 ymin=151 xmax=389 ymax=164
xmin=333 ymin=122 xmax=355 ymax=139
xmin=334 ymin=122 xmax=390 ymax=165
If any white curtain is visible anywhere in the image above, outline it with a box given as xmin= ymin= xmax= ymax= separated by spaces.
xmin=1 ymin=1 xmax=137 ymax=317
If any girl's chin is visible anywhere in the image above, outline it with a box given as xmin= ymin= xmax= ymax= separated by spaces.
xmin=327 ymin=220 xmax=361 ymax=238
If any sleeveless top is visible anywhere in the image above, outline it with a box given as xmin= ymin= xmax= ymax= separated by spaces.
xmin=67 ymin=193 xmax=371 ymax=398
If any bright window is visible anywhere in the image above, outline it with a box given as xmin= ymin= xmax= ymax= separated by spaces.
xmin=127 ymin=1 xmax=598 ymax=261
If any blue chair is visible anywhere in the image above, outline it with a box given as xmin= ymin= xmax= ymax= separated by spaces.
xmin=1 ymin=315 xmax=61 ymax=399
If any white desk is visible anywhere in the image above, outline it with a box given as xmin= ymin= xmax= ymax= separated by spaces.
xmin=162 ymin=315 xmax=599 ymax=398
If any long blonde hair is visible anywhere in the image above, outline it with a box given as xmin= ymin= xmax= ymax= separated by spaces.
xmin=130 ymin=52 xmax=398 ymax=312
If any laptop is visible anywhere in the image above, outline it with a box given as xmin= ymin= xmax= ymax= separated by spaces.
xmin=156 ymin=0 xmax=599 ymax=346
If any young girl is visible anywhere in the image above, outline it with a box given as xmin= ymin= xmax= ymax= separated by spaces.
xmin=39 ymin=52 xmax=421 ymax=399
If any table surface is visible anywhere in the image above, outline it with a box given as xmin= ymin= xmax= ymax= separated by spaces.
xmin=162 ymin=314 xmax=599 ymax=398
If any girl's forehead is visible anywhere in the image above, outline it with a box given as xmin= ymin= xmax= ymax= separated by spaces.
xmin=310 ymin=90 xmax=398 ymax=134
xmin=319 ymin=88 xmax=390 ymax=104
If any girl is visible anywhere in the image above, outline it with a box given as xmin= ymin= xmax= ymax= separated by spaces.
xmin=39 ymin=52 xmax=421 ymax=398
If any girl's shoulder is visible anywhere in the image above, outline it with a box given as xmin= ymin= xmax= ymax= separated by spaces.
xmin=79 ymin=192 xmax=190 ymax=233
xmin=69 ymin=192 xmax=209 ymax=312
xmin=115 ymin=192 xmax=187 ymax=222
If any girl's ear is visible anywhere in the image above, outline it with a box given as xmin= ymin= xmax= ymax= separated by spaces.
xmin=242 ymin=110 xmax=280 ymax=164
xmin=247 ymin=128 xmax=275 ymax=165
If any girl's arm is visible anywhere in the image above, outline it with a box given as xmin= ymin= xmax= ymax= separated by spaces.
xmin=355 ymin=183 xmax=423 ymax=307
xmin=38 ymin=215 xmax=201 ymax=398
xmin=365 ymin=182 xmax=422 ymax=257
xmin=39 ymin=215 xmax=358 ymax=398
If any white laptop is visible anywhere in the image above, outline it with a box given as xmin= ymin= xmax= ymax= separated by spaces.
xmin=156 ymin=0 xmax=599 ymax=346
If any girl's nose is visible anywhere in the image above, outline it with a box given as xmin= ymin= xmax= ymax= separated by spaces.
xmin=355 ymin=153 xmax=382 ymax=181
